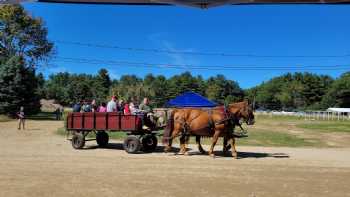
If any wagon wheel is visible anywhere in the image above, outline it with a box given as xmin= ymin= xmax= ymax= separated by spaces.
xmin=142 ymin=134 xmax=158 ymax=152
xmin=96 ymin=131 xmax=109 ymax=147
xmin=123 ymin=135 xmax=141 ymax=154
xmin=72 ymin=133 xmax=85 ymax=149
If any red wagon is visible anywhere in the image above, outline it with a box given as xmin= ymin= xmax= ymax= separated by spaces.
xmin=66 ymin=112 xmax=161 ymax=153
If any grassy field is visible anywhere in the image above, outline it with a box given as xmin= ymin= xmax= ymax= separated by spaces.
xmin=297 ymin=121 xmax=350 ymax=133
xmin=0 ymin=115 xmax=12 ymax=122
xmin=55 ymin=114 xmax=350 ymax=148
xmin=236 ymin=129 xmax=321 ymax=147
xmin=0 ymin=111 xmax=64 ymax=122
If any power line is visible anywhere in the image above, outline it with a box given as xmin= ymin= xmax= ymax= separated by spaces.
xmin=51 ymin=56 xmax=350 ymax=71
xmin=55 ymin=40 xmax=350 ymax=58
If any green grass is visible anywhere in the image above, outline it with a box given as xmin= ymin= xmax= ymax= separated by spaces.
xmin=55 ymin=114 xmax=349 ymax=148
xmin=255 ymin=114 xmax=304 ymax=121
xmin=297 ymin=122 xmax=350 ymax=133
xmin=27 ymin=112 xmax=58 ymax=120
xmin=0 ymin=115 xmax=12 ymax=122
xmin=237 ymin=129 xmax=322 ymax=147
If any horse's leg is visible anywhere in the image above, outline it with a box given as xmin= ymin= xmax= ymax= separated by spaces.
xmin=184 ymin=135 xmax=190 ymax=156
xmin=196 ymin=135 xmax=206 ymax=154
xmin=230 ymin=137 xmax=238 ymax=158
xmin=164 ymin=138 xmax=172 ymax=153
xmin=208 ymin=131 xmax=220 ymax=157
xmin=222 ymin=136 xmax=228 ymax=156
xmin=178 ymin=135 xmax=186 ymax=155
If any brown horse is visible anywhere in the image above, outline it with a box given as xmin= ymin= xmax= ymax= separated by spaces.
xmin=162 ymin=101 xmax=255 ymax=157
xmin=195 ymin=101 xmax=255 ymax=156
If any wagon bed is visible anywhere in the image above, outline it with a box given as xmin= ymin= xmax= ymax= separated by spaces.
xmin=66 ymin=112 xmax=161 ymax=153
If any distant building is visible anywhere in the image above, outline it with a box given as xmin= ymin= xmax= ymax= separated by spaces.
xmin=327 ymin=108 xmax=350 ymax=116
xmin=327 ymin=108 xmax=350 ymax=113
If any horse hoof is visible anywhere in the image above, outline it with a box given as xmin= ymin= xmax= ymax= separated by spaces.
xmin=184 ymin=152 xmax=190 ymax=156
xmin=177 ymin=151 xmax=185 ymax=155
xmin=164 ymin=147 xmax=172 ymax=153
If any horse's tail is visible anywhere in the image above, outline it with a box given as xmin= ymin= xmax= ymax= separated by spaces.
xmin=162 ymin=110 xmax=175 ymax=145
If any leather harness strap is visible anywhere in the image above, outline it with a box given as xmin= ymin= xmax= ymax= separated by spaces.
xmin=173 ymin=107 xmax=234 ymax=136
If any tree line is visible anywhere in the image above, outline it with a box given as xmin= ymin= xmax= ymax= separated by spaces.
xmin=1 ymin=5 xmax=349 ymax=116
xmin=246 ymin=72 xmax=350 ymax=111
xmin=43 ymin=70 xmax=350 ymax=111
xmin=43 ymin=71 xmax=245 ymax=108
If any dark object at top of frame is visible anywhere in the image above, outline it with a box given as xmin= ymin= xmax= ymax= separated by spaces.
xmin=4 ymin=0 xmax=350 ymax=9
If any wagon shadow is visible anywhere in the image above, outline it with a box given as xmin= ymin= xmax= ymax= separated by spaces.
xmin=83 ymin=143 xmax=181 ymax=153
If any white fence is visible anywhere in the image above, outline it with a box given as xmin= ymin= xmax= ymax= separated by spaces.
xmin=256 ymin=111 xmax=350 ymax=121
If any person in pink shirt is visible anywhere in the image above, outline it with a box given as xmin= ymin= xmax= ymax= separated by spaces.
xmin=98 ymin=102 xmax=107 ymax=112
xmin=124 ymin=102 xmax=131 ymax=115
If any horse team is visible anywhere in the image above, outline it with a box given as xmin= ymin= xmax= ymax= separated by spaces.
xmin=162 ymin=100 xmax=255 ymax=158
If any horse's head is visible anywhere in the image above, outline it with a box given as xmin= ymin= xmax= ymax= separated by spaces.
xmin=228 ymin=100 xmax=255 ymax=125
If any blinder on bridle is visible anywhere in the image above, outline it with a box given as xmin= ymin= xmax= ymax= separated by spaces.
xmin=244 ymin=106 xmax=255 ymax=125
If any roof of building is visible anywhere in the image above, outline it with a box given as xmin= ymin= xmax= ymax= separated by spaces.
xmin=327 ymin=108 xmax=350 ymax=113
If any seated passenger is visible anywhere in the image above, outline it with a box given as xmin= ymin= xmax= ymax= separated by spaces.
xmin=124 ymin=102 xmax=131 ymax=115
xmin=98 ymin=102 xmax=107 ymax=112
xmin=138 ymin=97 xmax=156 ymax=130
xmin=73 ymin=100 xmax=83 ymax=112
xmin=107 ymin=96 xmax=117 ymax=112
xmin=91 ymin=99 xmax=97 ymax=112
xmin=82 ymin=100 xmax=92 ymax=112
xmin=139 ymin=97 xmax=152 ymax=113
xmin=118 ymin=99 xmax=124 ymax=114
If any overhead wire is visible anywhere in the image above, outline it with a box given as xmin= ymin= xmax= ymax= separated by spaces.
xmin=55 ymin=40 xmax=350 ymax=58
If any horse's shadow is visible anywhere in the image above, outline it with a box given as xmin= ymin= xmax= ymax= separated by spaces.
xmin=236 ymin=151 xmax=289 ymax=159
xmin=81 ymin=143 xmax=289 ymax=159
xmin=181 ymin=148 xmax=290 ymax=159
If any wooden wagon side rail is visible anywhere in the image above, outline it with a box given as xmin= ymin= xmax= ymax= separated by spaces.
xmin=66 ymin=112 xmax=142 ymax=131
xmin=65 ymin=112 xmax=158 ymax=153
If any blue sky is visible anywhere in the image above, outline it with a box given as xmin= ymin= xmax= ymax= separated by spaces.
xmin=23 ymin=3 xmax=350 ymax=88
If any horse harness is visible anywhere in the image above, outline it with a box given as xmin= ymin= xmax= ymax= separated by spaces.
xmin=175 ymin=106 xmax=235 ymax=137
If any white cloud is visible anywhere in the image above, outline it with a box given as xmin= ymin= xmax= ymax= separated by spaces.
xmin=148 ymin=33 xmax=199 ymax=69
xmin=108 ymin=69 xmax=120 ymax=80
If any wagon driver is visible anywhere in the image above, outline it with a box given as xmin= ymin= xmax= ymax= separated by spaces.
xmin=139 ymin=97 xmax=156 ymax=130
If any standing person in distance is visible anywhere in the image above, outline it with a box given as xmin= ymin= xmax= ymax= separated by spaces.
xmin=17 ymin=106 xmax=25 ymax=130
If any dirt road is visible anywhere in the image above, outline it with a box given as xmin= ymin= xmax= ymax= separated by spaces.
xmin=0 ymin=120 xmax=349 ymax=197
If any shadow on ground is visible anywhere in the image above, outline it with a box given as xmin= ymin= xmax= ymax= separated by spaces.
xmin=80 ymin=142 xmax=289 ymax=159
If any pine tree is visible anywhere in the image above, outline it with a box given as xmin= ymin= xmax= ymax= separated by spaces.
xmin=0 ymin=56 xmax=40 ymax=116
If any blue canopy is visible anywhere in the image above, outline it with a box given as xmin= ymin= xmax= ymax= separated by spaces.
xmin=167 ymin=91 xmax=218 ymax=107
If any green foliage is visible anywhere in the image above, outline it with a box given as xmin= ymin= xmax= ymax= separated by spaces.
xmin=249 ymin=72 xmax=334 ymax=110
xmin=0 ymin=56 xmax=41 ymax=115
xmin=0 ymin=5 xmax=53 ymax=66
xmin=206 ymin=75 xmax=243 ymax=104
xmin=320 ymin=72 xmax=350 ymax=108
xmin=94 ymin=69 xmax=111 ymax=101
xmin=0 ymin=5 xmax=53 ymax=116
xmin=45 ymin=70 xmax=243 ymax=107
xmin=45 ymin=72 xmax=108 ymax=105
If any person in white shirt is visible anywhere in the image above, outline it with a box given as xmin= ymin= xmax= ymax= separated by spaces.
xmin=106 ymin=96 xmax=117 ymax=112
